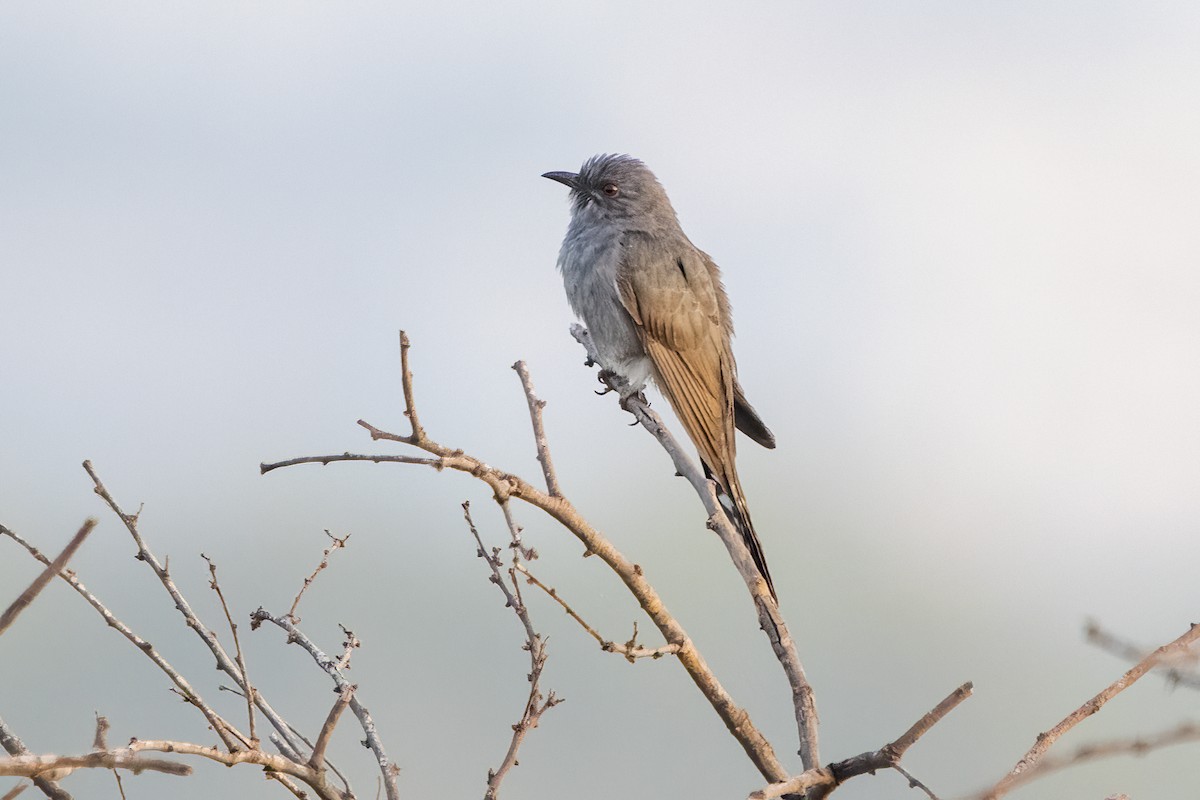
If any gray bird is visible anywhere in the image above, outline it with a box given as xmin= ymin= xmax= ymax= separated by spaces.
xmin=543 ymin=154 xmax=779 ymax=600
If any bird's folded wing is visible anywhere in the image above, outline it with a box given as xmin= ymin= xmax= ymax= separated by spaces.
xmin=615 ymin=237 xmax=736 ymax=481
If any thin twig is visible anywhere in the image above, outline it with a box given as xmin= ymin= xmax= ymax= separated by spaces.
xmin=250 ymin=609 xmax=400 ymax=800
xmin=893 ymin=764 xmax=938 ymax=800
xmin=0 ymin=519 xmax=96 ymax=637
xmin=986 ymin=622 xmax=1200 ymax=799
xmin=462 ymin=502 xmax=562 ymax=799
xmin=981 ymin=721 xmax=1200 ymax=795
xmin=288 ymin=530 xmax=351 ymax=623
xmin=1085 ymin=619 xmax=1200 ymax=690
xmin=92 ymin=714 xmax=109 ymax=751
xmin=336 ymin=625 xmax=361 ymax=672
xmin=0 ymin=526 xmax=248 ymax=753
xmin=400 ymin=330 xmax=425 ymax=441
xmin=1 ymin=782 xmax=27 ymax=800
xmin=202 ymin=554 xmax=259 ymax=748
xmin=309 ymin=684 xmax=355 ymax=773
xmin=514 ymin=563 xmax=679 ymax=661
xmin=513 ymin=360 xmax=562 ymax=497
xmin=92 ymin=713 xmax=127 ymax=797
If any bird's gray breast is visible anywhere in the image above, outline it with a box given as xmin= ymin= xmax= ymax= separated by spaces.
xmin=557 ymin=218 xmax=653 ymax=391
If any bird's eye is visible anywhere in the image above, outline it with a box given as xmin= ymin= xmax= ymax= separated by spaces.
xmin=602 ymin=182 xmax=620 ymax=197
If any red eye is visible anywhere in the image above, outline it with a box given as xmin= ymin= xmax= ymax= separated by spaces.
xmin=603 ymin=182 xmax=619 ymax=197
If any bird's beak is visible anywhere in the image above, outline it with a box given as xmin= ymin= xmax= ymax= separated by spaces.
xmin=541 ymin=171 xmax=579 ymax=189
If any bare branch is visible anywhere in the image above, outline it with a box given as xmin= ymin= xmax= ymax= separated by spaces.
xmin=571 ymin=323 xmax=822 ymax=770
xmin=79 ymin=461 xmax=311 ymax=760
xmin=0 ymin=716 xmax=73 ymax=800
xmin=986 ymin=622 xmax=1200 ymax=799
xmin=1085 ymin=620 xmax=1200 ymax=690
xmin=462 ymin=502 xmax=562 ymax=799
xmin=0 ymin=751 xmax=190 ymax=779
xmin=512 ymin=360 xmax=563 ymax=497
xmin=978 ymin=722 xmax=1200 ymax=796
xmin=124 ymin=741 xmax=343 ymax=800
xmin=0 ymin=526 xmax=248 ymax=752
xmin=202 ymin=555 xmax=259 ymax=749
xmin=288 ymin=530 xmax=351 ymax=623
xmin=261 ymin=333 xmax=793 ymax=785
xmin=250 ymin=609 xmax=400 ymax=800
xmin=0 ymin=519 xmax=96 ymax=637
xmin=751 ymin=682 xmax=973 ymax=800
xmin=399 ymin=329 xmax=426 ymax=442
xmin=309 ymin=684 xmax=356 ymax=773
xmin=1 ymin=782 xmax=27 ymax=800
xmin=514 ymin=564 xmax=679 ymax=661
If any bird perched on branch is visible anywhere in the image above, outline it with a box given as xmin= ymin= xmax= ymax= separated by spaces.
xmin=543 ymin=154 xmax=779 ymax=600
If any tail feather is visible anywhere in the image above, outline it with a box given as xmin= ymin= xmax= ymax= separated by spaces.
xmin=706 ymin=465 xmax=778 ymax=601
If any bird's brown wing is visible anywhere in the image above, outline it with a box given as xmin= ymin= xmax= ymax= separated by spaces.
xmin=615 ymin=236 xmax=736 ymax=488
xmin=615 ymin=236 xmax=778 ymax=598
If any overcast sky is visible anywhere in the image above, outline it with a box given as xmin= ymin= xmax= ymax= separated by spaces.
xmin=2 ymin=3 xmax=1198 ymax=799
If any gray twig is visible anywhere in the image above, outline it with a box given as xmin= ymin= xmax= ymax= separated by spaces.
xmin=202 ymin=554 xmax=259 ymax=748
xmin=288 ymin=530 xmax=351 ymax=623
xmin=250 ymin=609 xmax=400 ymax=800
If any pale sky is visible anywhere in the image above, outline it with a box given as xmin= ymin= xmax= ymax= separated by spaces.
xmin=2 ymin=3 xmax=1198 ymax=799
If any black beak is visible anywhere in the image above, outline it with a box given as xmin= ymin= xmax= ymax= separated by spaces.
xmin=541 ymin=171 xmax=579 ymax=189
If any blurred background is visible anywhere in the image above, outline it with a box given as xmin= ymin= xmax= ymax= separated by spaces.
xmin=2 ymin=2 xmax=1198 ymax=798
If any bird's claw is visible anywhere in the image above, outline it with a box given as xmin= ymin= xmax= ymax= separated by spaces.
xmin=595 ymin=369 xmax=617 ymax=395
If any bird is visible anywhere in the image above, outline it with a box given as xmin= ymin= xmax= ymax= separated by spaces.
xmin=543 ymin=154 xmax=779 ymax=600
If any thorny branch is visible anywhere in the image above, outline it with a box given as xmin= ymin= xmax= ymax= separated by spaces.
xmin=462 ymin=502 xmax=562 ymax=798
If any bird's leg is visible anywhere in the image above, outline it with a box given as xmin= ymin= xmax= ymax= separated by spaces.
xmin=593 ymin=367 xmax=647 ymax=418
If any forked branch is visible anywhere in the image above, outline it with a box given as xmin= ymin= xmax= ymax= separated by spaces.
xmin=261 ymin=331 xmax=793 ymax=785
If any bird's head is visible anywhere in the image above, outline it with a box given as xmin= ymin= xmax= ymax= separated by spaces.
xmin=542 ymin=154 xmax=675 ymax=225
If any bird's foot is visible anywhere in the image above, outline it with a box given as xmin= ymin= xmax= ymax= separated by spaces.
xmin=595 ymin=368 xmax=619 ymax=395
xmin=618 ymin=390 xmax=648 ymax=413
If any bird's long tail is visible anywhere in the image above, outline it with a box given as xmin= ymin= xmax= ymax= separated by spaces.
xmin=709 ymin=466 xmax=777 ymax=602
